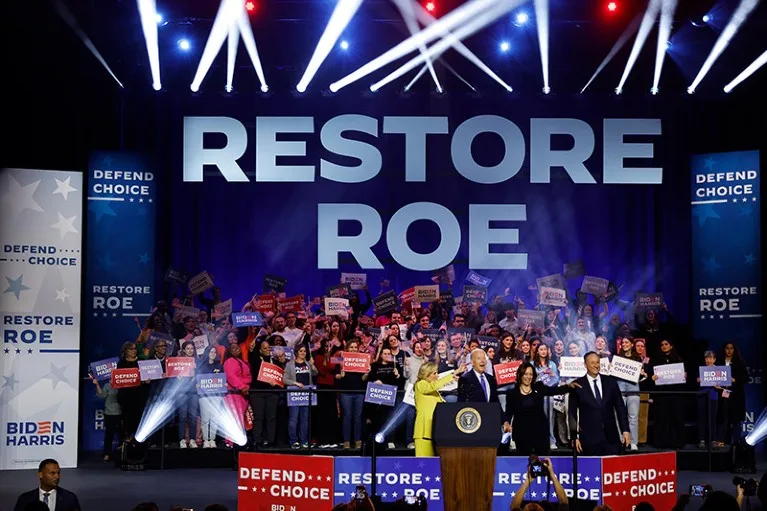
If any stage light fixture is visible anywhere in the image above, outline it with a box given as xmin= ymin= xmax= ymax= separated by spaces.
xmin=607 ymin=2 xmax=618 ymax=12
xmin=724 ymin=48 xmax=767 ymax=93
xmin=615 ymin=86 xmax=623 ymax=95
xmin=245 ymin=1 xmax=255 ymax=12
xmin=542 ymin=85 xmax=550 ymax=94
xmin=500 ymin=41 xmax=511 ymax=52
xmin=340 ymin=40 xmax=349 ymax=50
xmin=688 ymin=0 xmax=761 ymax=93
xmin=375 ymin=433 xmax=385 ymax=443
xmin=225 ymin=85 xmax=233 ymax=92
xmin=425 ymin=1 xmax=436 ymax=12
xmin=650 ymin=86 xmax=659 ymax=94
xmin=178 ymin=38 xmax=191 ymax=51
xmin=703 ymin=14 xmax=711 ymax=23
xmin=261 ymin=84 xmax=269 ymax=92
xmin=155 ymin=13 xmax=163 ymax=23
xmin=515 ymin=11 xmax=529 ymax=25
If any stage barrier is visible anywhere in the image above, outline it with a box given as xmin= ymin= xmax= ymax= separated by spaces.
xmin=237 ymin=451 xmax=677 ymax=511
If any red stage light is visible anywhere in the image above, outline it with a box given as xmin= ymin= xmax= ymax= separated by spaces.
xmin=245 ymin=1 xmax=256 ymax=13
xmin=607 ymin=2 xmax=618 ymax=12
xmin=425 ymin=2 xmax=436 ymax=12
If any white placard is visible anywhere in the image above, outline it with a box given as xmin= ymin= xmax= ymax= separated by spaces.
xmin=559 ymin=356 xmax=587 ymax=378
xmin=341 ymin=273 xmax=367 ymax=290
xmin=539 ymin=286 xmax=568 ymax=307
xmin=610 ymin=357 xmax=643 ymax=383
xmin=188 ymin=270 xmax=214 ymax=295
xmin=600 ymin=357 xmax=611 ymax=376
xmin=403 ymin=381 xmax=415 ymax=406
xmin=437 ymin=370 xmax=457 ymax=392
xmin=1 ymin=168 xmax=83 ymax=470
xmin=324 ymin=297 xmax=350 ymax=317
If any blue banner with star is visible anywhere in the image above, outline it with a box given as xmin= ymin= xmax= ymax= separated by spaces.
xmin=84 ymin=151 xmax=156 ymax=451
xmin=690 ymin=150 xmax=762 ymax=437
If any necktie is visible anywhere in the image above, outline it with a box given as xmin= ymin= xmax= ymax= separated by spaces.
xmin=480 ymin=374 xmax=488 ymax=401
xmin=593 ymin=378 xmax=602 ymax=405
xmin=43 ymin=493 xmax=50 ymax=506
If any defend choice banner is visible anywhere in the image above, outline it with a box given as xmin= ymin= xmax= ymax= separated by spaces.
xmin=690 ymin=150 xmax=762 ymax=434
xmin=83 ymin=151 xmax=156 ymax=451
xmin=0 ymin=168 xmax=83 ymax=470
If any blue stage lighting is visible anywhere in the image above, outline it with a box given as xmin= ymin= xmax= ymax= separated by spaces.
xmin=155 ymin=13 xmax=163 ymax=24
xmin=499 ymin=41 xmax=510 ymax=53
xmin=340 ymin=40 xmax=349 ymax=50
xmin=375 ymin=433 xmax=385 ymax=444
xmin=178 ymin=38 xmax=191 ymax=51
xmin=702 ymin=14 xmax=710 ymax=23
xmin=515 ymin=12 xmax=529 ymax=25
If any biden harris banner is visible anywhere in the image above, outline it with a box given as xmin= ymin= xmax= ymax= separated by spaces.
xmin=690 ymin=150 xmax=762 ymax=434
xmin=83 ymin=151 xmax=156 ymax=451
xmin=1 ymin=168 xmax=82 ymax=470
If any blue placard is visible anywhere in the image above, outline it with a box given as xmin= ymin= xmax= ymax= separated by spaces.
xmin=88 ymin=357 xmax=119 ymax=382
xmin=286 ymin=385 xmax=317 ymax=406
xmin=699 ymin=365 xmax=731 ymax=387
xmin=364 ymin=382 xmax=397 ymax=406
xmin=138 ymin=359 xmax=164 ymax=381
xmin=232 ymin=311 xmax=264 ymax=327
xmin=334 ymin=457 xmax=443 ymax=509
xmin=493 ymin=456 xmax=603 ymax=507
xmin=653 ymin=363 xmax=686 ymax=385
xmin=466 ymin=270 xmax=492 ymax=287
xmin=197 ymin=373 xmax=227 ymax=395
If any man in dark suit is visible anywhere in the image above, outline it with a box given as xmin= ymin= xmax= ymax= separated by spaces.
xmin=13 ymin=458 xmax=81 ymax=511
xmin=569 ymin=352 xmax=631 ymax=455
xmin=457 ymin=349 xmax=510 ymax=431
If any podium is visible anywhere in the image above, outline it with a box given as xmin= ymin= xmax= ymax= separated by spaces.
xmin=433 ymin=402 xmax=501 ymax=511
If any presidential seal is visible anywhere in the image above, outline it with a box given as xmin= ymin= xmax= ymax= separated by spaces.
xmin=455 ymin=407 xmax=481 ymax=434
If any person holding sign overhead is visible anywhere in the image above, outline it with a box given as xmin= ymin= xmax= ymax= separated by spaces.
xmin=504 ymin=362 xmax=580 ymax=455
xmin=413 ymin=361 xmax=466 ymax=456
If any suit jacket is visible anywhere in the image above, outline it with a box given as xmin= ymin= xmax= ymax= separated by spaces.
xmin=457 ymin=370 xmax=499 ymax=404
xmin=569 ymin=374 xmax=630 ymax=449
xmin=413 ymin=373 xmax=454 ymax=440
xmin=14 ymin=487 xmax=81 ymax=511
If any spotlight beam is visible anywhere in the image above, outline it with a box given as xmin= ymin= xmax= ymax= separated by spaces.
xmin=136 ymin=0 xmax=161 ymax=90
xmin=616 ymin=0 xmax=663 ymax=93
xmin=404 ymin=63 xmax=430 ymax=91
xmin=52 ymin=0 xmax=124 ymax=88
xmin=724 ymin=48 xmax=767 ymax=92
xmin=392 ymin=0 xmax=443 ymax=92
xmin=411 ymin=1 xmax=513 ymax=92
xmin=226 ymin=23 xmax=240 ymax=92
xmin=296 ymin=0 xmax=363 ymax=92
xmin=533 ymin=0 xmax=550 ymax=92
xmin=330 ymin=0 xmax=520 ymax=92
xmin=236 ymin=6 xmax=268 ymax=92
xmin=190 ymin=0 xmax=243 ymax=92
xmin=370 ymin=0 xmax=521 ymax=92
xmin=405 ymin=60 xmax=477 ymax=92
xmin=652 ymin=0 xmax=678 ymax=93
xmin=688 ymin=0 xmax=762 ymax=93
xmin=581 ymin=13 xmax=641 ymax=92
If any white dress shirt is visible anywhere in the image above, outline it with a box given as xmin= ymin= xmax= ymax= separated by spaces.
xmin=474 ymin=370 xmax=490 ymax=402
xmin=39 ymin=488 xmax=57 ymax=511
xmin=587 ymin=373 xmax=602 ymax=401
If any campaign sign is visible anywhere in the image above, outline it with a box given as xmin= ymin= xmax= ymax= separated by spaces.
xmin=373 ymin=290 xmax=398 ymax=316
xmin=581 ymin=276 xmax=609 ymax=296
xmin=197 ymin=373 xmax=227 ymax=395
xmin=536 ymin=273 xmax=565 ymax=291
xmin=494 ymin=456 xmax=603 ymax=508
xmin=324 ymin=297 xmax=350 ymax=316
xmin=89 ymin=357 xmax=119 ymax=382
xmin=214 ymin=298 xmax=233 ymax=318
xmin=539 ymin=287 xmax=568 ymax=307
xmin=189 ymin=270 xmax=215 ymax=295
xmin=278 ymin=295 xmax=304 ymax=313
xmin=610 ymin=357 xmax=643 ymax=383
xmin=495 ymin=361 xmax=523 ymax=385
xmin=238 ymin=453 xmax=334 ymax=511
xmin=327 ymin=284 xmax=352 ymax=298
xmin=517 ymin=309 xmax=545 ymax=328
xmin=601 ymin=452 xmax=677 ymax=510
xmin=417 ymin=328 xmax=444 ymax=346
xmin=342 ymin=352 xmax=371 ymax=373
xmin=653 ymin=363 xmax=686 ymax=385
xmin=477 ymin=335 xmax=500 ymax=352
xmin=254 ymin=294 xmax=276 ymax=314
xmin=466 ymin=270 xmax=492 ymax=287
xmin=263 ymin=274 xmax=287 ymax=293
xmin=699 ymin=365 xmax=732 ymax=387
xmin=462 ymin=285 xmax=487 ymax=303
xmin=257 ymin=362 xmax=285 ymax=387
xmin=341 ymin=272 xmax=367 ymax=290
xmin=164 ymin=266 xmax=189 ymax=284
xmin=414 ymin=285 xmax=439 ymax=302
xmin=147 ymin=330 xmax=174 ymax=352
xmin=559 ymin=357 xmax=587 ymax=378
xmin=636 ymin=292 xmax=663 ymax=310
xmin=138 ymin=359 xmax=163 ymax=380
xmin=600 ymin=357 xmax=611 ymax=376
xmin=192 ymin=334 xmax=209 ymax=355
xmin=111 ymin=368 xmax=141 ymax=389
xmin=563 ymin=260 xmax=586 ymax=279
xmin=364 ymin=382 xmax=397 ymax=406
xmin=287 ymin=385 xmax=318 ymax=407
xmin=232 ymin=311 xmax=264 ymax=327
xmin=334 ymin=457 xmax=443 ymax=509
xmin=166 ymin=357 xmax=196 ymax=377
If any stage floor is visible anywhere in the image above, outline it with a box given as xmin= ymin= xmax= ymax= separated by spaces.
xmin=1 ymin=458 xmax=763 ymax=511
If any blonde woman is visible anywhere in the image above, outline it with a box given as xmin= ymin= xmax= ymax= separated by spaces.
xmin=413 ymin=361 xmax=465 ymax=457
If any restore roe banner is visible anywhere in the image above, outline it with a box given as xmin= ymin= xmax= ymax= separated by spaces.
xmin=690 ymin=150 xmax=762 ymax=435
xmin=83 ymin=151 xmax=156 ymax=450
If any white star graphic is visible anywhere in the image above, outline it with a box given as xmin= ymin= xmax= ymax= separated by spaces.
xmin=392 ymin=492 xmax=398 ymax=497
xmin=350 ymin=492 xmax=355 ymax=498
xmin=701 ymin=315 xmax=705 ymax=319
xmin=316 ymin=474 xmax=322 ymax=481
xmin=742 ymin=197 xmax=747 ymax=202
xmin=149 ymin=198 xmax=153 ymax=203
xmin=595 ymin=477 xmax=600 ymax=482
xmin=425 ymin=476 xmax=431 ymax=482
xmin=112 ymin=312 xmax=117 ymax=317
xmin=585 ymin=476 xmax=590 ymax=482
xmin=139 ymin=197 xmax=144 ymax=203
xmin=382 ymin=492 xmax=387 ymax=498
xmin=732 ymin=198 xmax=738 ymax=203
xmin=3 ymin=174 xmax=44 ymax=215
xmin=55 ymin=288 xmax=70 ymax=302
xmin=261 ymin=487 xmax=266 ymax=493
xmin=251 ymin=486 xmax=257 ymax=492
xmin=511 ymin=492 xmax=516 ymax=497
xmin=531 ymin=491 xmax=537 ymax=498
xmin=435 ymin=476 xmax=441 ymax=482
xmin=102 ymin=312 xmax=107 ymax=317
xmin=719 ymin=314 xmax=724 ymax=319
xmin=752 ymin=197 xmax=757 ymax=202
xmin=308 ymin=475 xmax=313 ymax=480
xmin=542 ymin=492 xmax=547 ymax=497
xmin=709 ymin=314 xmax=715 ymax=319
xmin=671 ymin=470 xmax=675 ymax=475
xmin=129 ymin=197 xmax=135 ymax=203
xmin=93 ymin=312 xmax=98 ymax=317
xmin=50 ymin=212 xmax=79 ymax=239
xmin=326 ymin=476 xmax=331 ymax=482
xmin=622 ymin=490 xmax=627 ymax=496
xmin=52 ymin=177 xmax=77 ymax=200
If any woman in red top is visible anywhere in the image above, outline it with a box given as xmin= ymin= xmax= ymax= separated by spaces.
xmin=312 ymin=337 xmax=342 ymax=447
